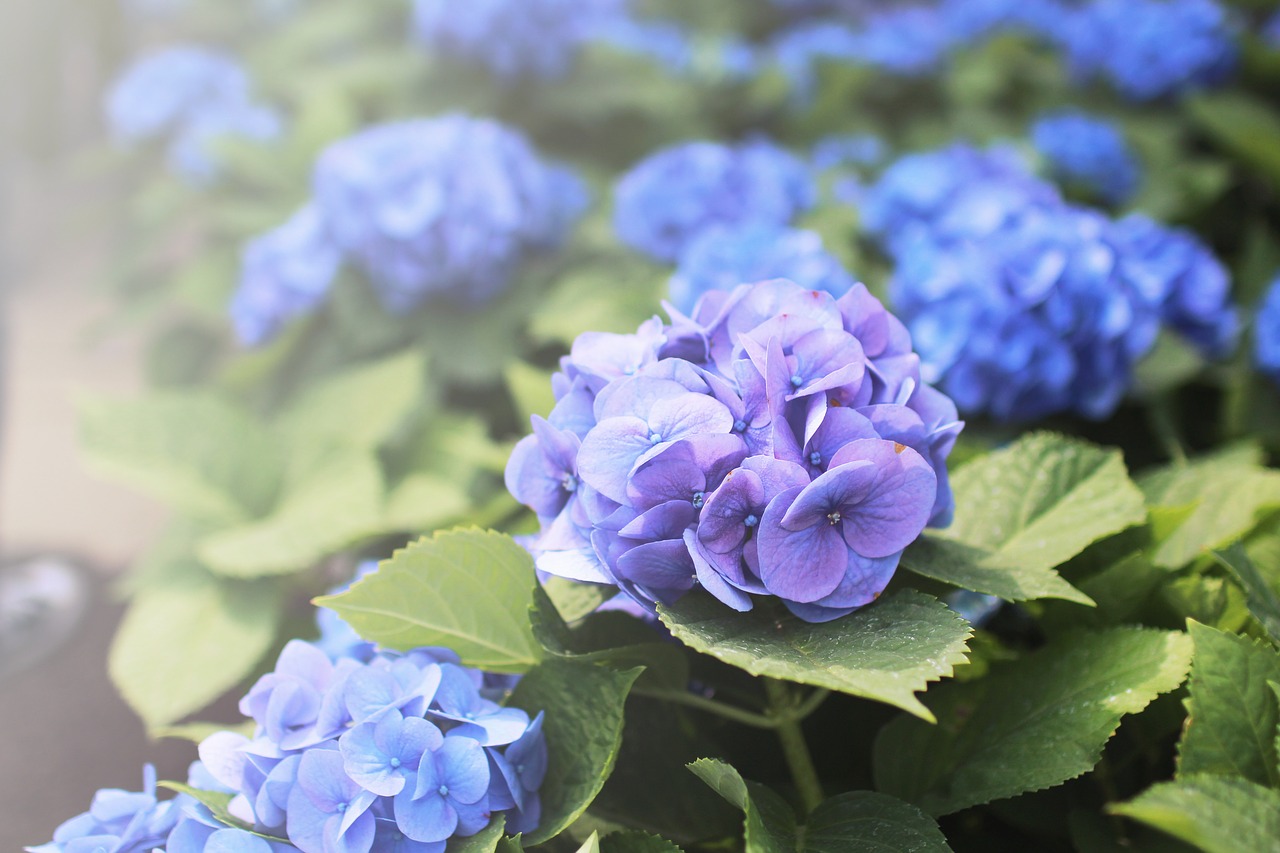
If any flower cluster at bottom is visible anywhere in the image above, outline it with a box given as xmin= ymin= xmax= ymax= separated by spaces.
xmin=29 ymin=640 xmax=544 ymax=853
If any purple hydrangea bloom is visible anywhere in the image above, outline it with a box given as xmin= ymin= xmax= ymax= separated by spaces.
xmin=229 ymin=206 xmax=342 ymax=347
xmin=1266 ymin=11 xmax=1280 ymax=48
xmin=313 ymin=116 xmax=587 ymax=314
xmin=411 ymin=0 xmax=627 ymax=81
xmin=613 ymin=140 xmax=815 ymax=263
xmin=668 ymin=225 xmax=856 ymax=315
xmin=105 ymin=46 xmax=280 ymax=183
xmin=506 ymin=278 xmax=963 ymax=622
xmin=1254 ymin=276 xmax=1280 ymax=387
xmin=1031 ymin=111 xmax=1141 ymax=205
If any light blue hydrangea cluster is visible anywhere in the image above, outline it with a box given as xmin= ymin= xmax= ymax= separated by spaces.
xmin=105 ymin=46 xmax=280 ymax=184
xmin=505 ymin=277 xmax=962 ymax=623
xmin=411 ymin=0 xmax=627 ymax=81
xmin=1031 ymin=111 xmax=1140 ymax=205
xmin=811 ymin=134 xmax=886 ymax=171
xmin=864 ymin=144 xmax=1238 ymax=421
xmin=613 ymin=139 xmax=815 ymax=263
xmin=1266 ymin=11 xmax=1280 ymax=48
xmin=1254 ymin=276 xmax=1280 ymax=387
xmin=229 ymin=115 xmax=587 ymax=345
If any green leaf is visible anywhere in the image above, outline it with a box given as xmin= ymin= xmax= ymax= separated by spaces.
xmin=1213 ymin=545 xmax=1280 ymax=643
xmin=198 ymin=447 xmax=384 ymax=578
xmin=660 ymin=590 xmax=971 ymax=721
xmin=1177 ymin=621 xmax=1280 ymax=787
xmin=446 ymin=815 xmax=505 ymax=852
xmin=543 ymin=577 xmax=615 ymax=623
xmin=110 ymin=567 xmax=281 ymax=728
xmin=1110 ymin=776 xmax=1280 ymax=853
xmin=688 ymin=759 xmax=797 ymax=853
xmin=904 ymin=433 xmax=1145 ymax=604
xmin=505 ymin=360 xmax=558 ymax=423
xmin=383 ymin=473 xmax=473 ymax=533
xmin=576 ymin=833 xmax=602 ymax=853
xmin=80 ymin=393 xmax=282 ymax=524
xmin=152 ymin=719 xmax=255 ymax=744
xmin=602 ymin=831 xmax=685 ymax=852
xmin=157 ymin=783 xmax=287 ymax=842
xmin=273 ymin=350 xmax=426 ymax=449
xmin=318 ymin=529 xmax=543 ymax=672
xmin=874 ymin=627 xmax=1194 ymax=815
xmin=803 ymin=792 xmax=951 ymax=853
xmin=508 ymin=657 xmax=643 ymax=844
xmin=1186 ymin=93 xmax=1280 ymax=189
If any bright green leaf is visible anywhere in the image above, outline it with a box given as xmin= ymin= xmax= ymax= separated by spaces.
xmin=383 ymin=473 xmax=472 ymax=533
xmin=508 ymin=657 xmax=643 ymax=844
xmin=158 ymin=783 xmax=287 ymax=842
xmin=804 ymin=792 xmax=950 ymax=853
xmin=273 ymin=350 xmax=425 ymax=449
xmin=505 ymin=360 xmax=558 ymax=423
xmin=1177 ymin=621 xmax=1280 ymax=787
xmin=688 ymin=759 xmax=797 ymax=853
xmin=446 ymin=815 xmax=505 ymax=852
xmin=1110 ymin=776 xmax=1280 ymax=853
xmin=543 ymin=577 xmax=615 ymax=623
xmin=904 ymin=433 xmax=1145 ymax=605
xmin=660 ymin=590 xmax=971 ymax=721
xmin=576 ymin=833 xmax=602 ymax=853
xmin=1186 ymin=93 xmax=1280 ymax=189
xmin=318 ymin=529 xmax=543 ymax=672
xmin=1214 ymin=545 xmax=1280 ymax=644
xmin=874 ymin=627 xmax=1193 ymax=815
xmin=602 ymin=831 xmax=685 ymax=852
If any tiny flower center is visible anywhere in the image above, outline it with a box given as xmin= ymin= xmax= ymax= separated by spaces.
xmin=337 ymin=803 xmax=347 ymax=813
xmin=516 ymin=764 xmax=525 ymax=774
xmin=809 ymin=450 xmax=822 ymax=467
xmin=827 ymin=511 xmax=842 ymax=526
xmin=692 ymin=491 xmax=705 ymax=509
xmin=790 ymin=374 xmax=804 ymax=388
xmin=649 ymin=433 xmax=662 ymax=444
xmin=743 ymin=514 xmax=759 ymax=528
xmin=438 ymin=785 xmax=450 ymax=798
xmin=733 ymin=419 xmax=747 ymax=433
xmin=561 ymin=473 xmax=578 ymax=493
xmin=390 ymin=757 xmax=401 ymax=768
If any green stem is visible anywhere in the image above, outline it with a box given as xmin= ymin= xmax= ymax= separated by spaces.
xmin=632 ymin=686 xmax=778 ymax=728
xmin=765 ymin=679 xmax=824 ymax=813
xmin=1149 ymin=396 xmax=1188 ymax=466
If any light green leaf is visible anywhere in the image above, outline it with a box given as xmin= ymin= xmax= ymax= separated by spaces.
xmin=506 ymin=360 xmax=558 ymax=423
xmin=80 ymin=393 xmax=282 ymax=524
xmin=688 ymin=759 xmax=797 ymax=853
xmin=158 ymin=783 xmax=287 ymax=842
xmin=904 ymin=433 xmax=1145 ymax=604
xmin=508 ymin=657 xmax=643 ymax=844
xmin=529 ymin=263 xmax=666 ymax=347
xmin=874 ymin=627 xmax=1193 ymax=815
xmin=602 ymin=831 xmax=685 ymax=852
xmin=576 ymin=833 xmax=602 ymax=853
xmin=543 ymin=577 xmax=614 ymax=623
xmin=110 ymin=567 xmax=281 ymax=728
xmin=383 ymin=473 xmax=472 ymax=533
xmin=273 ymin=350 xmax=426 ymax=449
xmin=803 ymin=792 xmax=951 ymax=853
xmin=660 ymin=590 xmax=971 ymax=721
xmin=318 ymin=529 xmax=543 ymax=672
xmin=1186 ymin=93 xmax=1280 ymax=189
xmin=152 ymin=720 xmax=255 ymax=744
xmin=1110 ymin=776 xmax=1280 ymax=853
xmin=1177 ymin=621 xmax=1280 ymax=787
xmin=1213 ymin=545 xmax=1280 ymax=644
xmin=446 ymin=815 xmax=505 ymax=852
xmin=198 ymin=447 xmax=384 ymax=578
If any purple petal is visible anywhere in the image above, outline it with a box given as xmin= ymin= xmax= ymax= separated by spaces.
xmin=686 ymin=529 xmax=753 ymax=611
xmin=577 ymin=416 xmax=652 ymax=504
xmin=619 ymin=501 xmax=698 ymax=541
xmin=393 ymin=787 xmax=455 ymax=844
xmin=829 ymin=440 xmax=936 ymax=558
xmin=439 ymin=737 xmax=491 ymax=804
xmin=779 ymin=461 xmax=878 ymax=531
xmin=614 ymin=539 xmax=697 ymax=597
xmin=756 ymin=487 xmax=848 ymax=602
xmin=697 ymin=467 xmax=765 ymax=554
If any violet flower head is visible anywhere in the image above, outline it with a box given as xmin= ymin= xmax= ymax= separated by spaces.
xmin=506 ymin=278 xmax=963 ymax=622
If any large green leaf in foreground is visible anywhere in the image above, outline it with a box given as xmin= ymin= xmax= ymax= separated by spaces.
xmin=903 ymin=433 xmax=1144 ymax=604
xmin=689 ymin=759 xmax=797 ymax=853
xmin=874 ymin=627 xmax=1193 ymax=815
xmin=318 ymin=528 xmax=542 ymax=672
xmin=1111 ymin=776 xmax=1280 ymax=853
xmin=803 ymin=792 xmax=950 ymax=853
xmin=660 ymin=590 xmax=972 ymax=721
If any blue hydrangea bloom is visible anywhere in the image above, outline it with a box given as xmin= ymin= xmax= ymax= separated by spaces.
xmin=613 ymin=139 xmax=815 ymax=263
xmin=313 ymin=561 xmax=380 ymax=663
xmin=313 ymin=116 xmax=587 ymax=313
xmin=597 ymin=18 xmax=693 ymax=73
xmin=668 ymin=225 xmax=856 ymax=314
xmin=811 ymin=134 xmax=885 ymax=171
xmin=411 ymin=0 xmax=627 ymax=81
xmin=230 ymin=206 xmax=342 ymax=347
xmin=25 ymin=765 xmax=184 ymax=853
xmin=506 ymin=278 xmax=963 ymax=622
xmin=1031 ymin=111 xmax=1141 ymax=205
xmin=105 ymin=46 xmax=280 ymax=183
xmin=1254 ymin=276 xmax=1280 ymax=386
xmin=1266 ymin=11 xmax=1280 ymax=48
xmin=1060 ymin=0 xmax=1237 ymax=100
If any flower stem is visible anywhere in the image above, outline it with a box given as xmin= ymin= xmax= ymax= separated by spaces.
xmin=631 ymin=686 xmax=778 ymax=728
xmin=764 ymin=678 xmax=824 ymax=813
xmin=1149 ymin=395 xmax=1188 ymax=466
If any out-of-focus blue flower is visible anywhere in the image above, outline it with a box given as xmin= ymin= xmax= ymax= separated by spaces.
xmin=597 ymin=18 xmax=693 ymax=72
xmin=25 ymin=765 xmax=183 ymax=853
xmin=937 ymin=0 xmax=1067 ymax=42
xmin=668 ymin=225 xmax=855 ymax=314
xmin=412 ymin=0 xmax=627 ymax=81
xmin=1254 ymin=276 xmax=1280 ymax=386
xmin=1032 ymin=111 xmax=1140 ymax=205
xmin=313 ymin=116 xmax=587 ymax=313
xmin=1061 ymin=0 xmax=1237 ymax=100
xmin=945 ymin=590 xmax=1004 ymax=626
xmin=105 ymin=46 xmax=280 ymax=183
xmin=812 ymin=134 xmax=885 ymax=171
xmin=613 ymin=139 xmax=815 ymax=263
xmin=1266 ymin=11 xmax=1280 ymax=48
xmin=230 ymin=206 xmax=342 ymax=347
xmin=506 ymin=278 xmax=962 ymax=622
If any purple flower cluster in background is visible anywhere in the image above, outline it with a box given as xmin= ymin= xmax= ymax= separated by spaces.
xmin=613 ymin=139 xmax=815 ymax=263
xmin=1031 ymin=110 xmax=1140 ymax=205
xmin=230 ymin=115 xmax=587 ymax=346
xmin=863 ymin=144 xmax=1238 ymax=421
xmin=506 ymin=278 xmax=962 ymax=623
xmin=105 ymin=46 xmax=281 ymax=183
xmin=1254 ymin=276 xmax=1280 ymax=388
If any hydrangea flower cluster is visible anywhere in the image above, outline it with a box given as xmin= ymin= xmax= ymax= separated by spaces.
xmin=411 ymin=0 xmax=627 ymax=81
xmin=229 ymin=115 xmax=587 ymax=345
xmin=27 ymin=764 xmax=186 ymax=853
xmin=811 ymin=134 xmax=886 ymax=171
xmin=1031 ymin=111 xmax=1140 ymax=205
xmin=668 ymin=225 xmax=855 ymax=315
xmin=864 ymin=145 xmax=1238 ymax=421
xmin=613 ymin=140 xmax=815 ymax=263
xmin=506 ymin=277 xmax=962 ymax=623
xmin=105 ymin=46 xmax=280 ymax=183
xmin=1254 ymin=276 xmax=1280 ymax=388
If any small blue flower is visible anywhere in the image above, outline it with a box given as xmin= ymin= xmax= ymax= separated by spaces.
xmin=393 ymin=737 xmax=492 ymax=844
xmin=25 ymin=765 xmax=183 ymax=853
xmin=286 ymin=750 xmax=378 ymax=853
xmin=1254 ymin=276 xmax=1280 ymax=387
xmin=1032 ymin=110 xmax=1141 ymax=205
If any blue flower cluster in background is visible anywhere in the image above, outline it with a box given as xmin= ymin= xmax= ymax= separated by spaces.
xmin=613 ymin=139 xmax=815 ymax=263
xmin=229 ymin=115 xmax=587 ymax=345
xmin=865 ymin=143 xmax=1238 ymax=421
xmin=1255 ymin=276 xmax=1280 ymax=388
xmin=506 ymin=278 xmax=962 ymax=622
xmin=106 ymin=46 xmax=281 ymax=183
xmin=1031 ymin=110 xmax=1140 ymax=205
